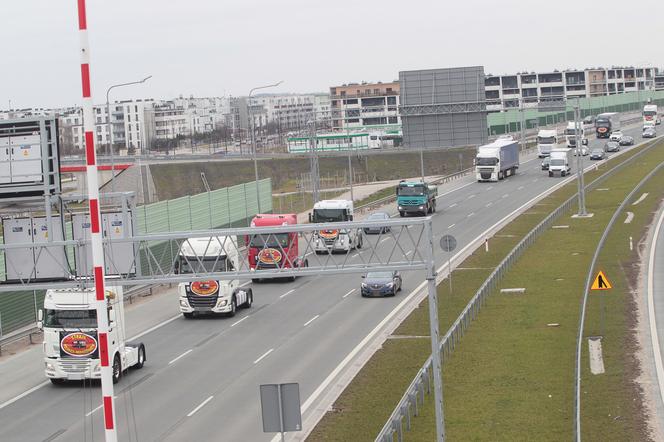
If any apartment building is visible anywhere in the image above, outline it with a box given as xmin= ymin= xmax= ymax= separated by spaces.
xmin=485 ymin=66 xmax=658 ymax=112
xmin=329 ymin=81 xmax=400 ymax=130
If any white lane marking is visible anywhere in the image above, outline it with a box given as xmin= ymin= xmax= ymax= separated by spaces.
xmin=187 ymin=396 xmax=214 ymax=417
xmin=448 ymin=203 xmax=458 ymax=208
xmin=434 ymin=181 xmax=474 ymax=200
xmin=533 ymin=178 xmax=539 ymax=183
xmin=85 ymin=404 xmax=103 ymax=417
xmin=486 ymin=202 xmax=493 ymax=207
xmin=129 ymin=314 xmax=181 ymax=341
xmin=517 ymin=186 xmax=524 ymax=190
xmin=648 ymin=208 xmax=664 ymax=408
xmin=405 ymin=250 xmax=413 ymax=256
xmin=168 ymin=349 xmax=193 ymax=365
xmin=624 ymin=212 xmax=635 ymax=224
xmin=447 ymin=224 xmax=456 ymax=229
xmin=502 ymin=194 xmax=509 ymax=199
xmin=239 ymin=281 xmax=251 ymax=287
xmin=231 ymin=316 xmax=249 ymax=327
xmin=343 ymin=289 xmax=355 ymax=298
xmin=0 ymin=381 xmax=49 ymax=410
xmin=304 ymin=315 xmax=320 ymax=327
xmin=254 ymin=349 xmax=274 ymax=364
xmin=487 ymin=186 xmax=494 ymax=190
xmin=467 ymin=212 xmax=475 ymax=218
xmin=633 ymin=192 xmax=649 ymax=205
xmin=280 ymin=289 xmax=295 ymax=299
xmin=468 ymin=194 xmax=476 ymax=199
xmin=380 ymin=237 xmax=390 ymax=243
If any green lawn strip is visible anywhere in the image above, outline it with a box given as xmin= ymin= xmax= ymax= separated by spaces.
xmin=580 ymin=165 xmax=664 ymax=440
xmin=397 ymin=140 xmax=664 ymax=441
xmin=271 ymin=190 xmax=342 ymax=215
xmin=354 ymin=186 xmax=396 ymax=209
xmin=307 ymin=142 xmax=658 ymax=442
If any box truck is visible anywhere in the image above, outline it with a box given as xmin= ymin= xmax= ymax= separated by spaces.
xmin=548 ymin=148 xmax=573 ymax=177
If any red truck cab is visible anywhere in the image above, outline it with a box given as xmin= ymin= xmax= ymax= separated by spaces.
xmin=247 ymin=214 xmax=306 ymax=281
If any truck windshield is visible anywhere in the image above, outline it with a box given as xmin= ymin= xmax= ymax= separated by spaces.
xmin=44 ymin=309 xmax=97 ymax=328
xmin=644 ymin=111 xmax=656 ymax=117
xmin=249 ymin=233 xmax=291 ymax=248
xmin=550 ymin=159 xmax=564 ymax=166
xmin=179 ymin=257 xmax=228 ymax=273
xmin=476 ymin=157 xmax=498 ymax=166
xmin=565 ymin=128 xmax=580 ymax=135
xmin=397 ymin=186 xmax=425 ymax=196
xmin=312 ymin=209 xmax=347 ymax=222
xmin=537 ymin=136 xmax=556 ymax=144
xmin=596 ymin=119 xmax=610 ymax=127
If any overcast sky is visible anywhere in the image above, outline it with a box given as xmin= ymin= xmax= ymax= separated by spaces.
xmin=1 ymin=0 xmax=662 ymax=109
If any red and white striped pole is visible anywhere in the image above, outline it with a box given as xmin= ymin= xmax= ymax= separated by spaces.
xmin=76 ymin=1 xmax=118 ymax=440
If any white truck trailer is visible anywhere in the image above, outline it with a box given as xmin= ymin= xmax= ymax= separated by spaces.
xmin=177 ymin=236 xmax=253 ymax=318
xmin=309 ymin=199 xmax=362 ymax=253
xmin=475 ymin=138 xmax=520 ymax=182
xmin=537 ymin=129 xmax=558 ymax=157
xmin=40 ymin=286 xmax=146 ymax=384
xmin=548 ymin=148 xmax=573 ymax=177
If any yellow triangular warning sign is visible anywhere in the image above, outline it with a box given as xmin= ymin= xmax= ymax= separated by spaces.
xmin=591 ymin=270 xmax=612 ymax=290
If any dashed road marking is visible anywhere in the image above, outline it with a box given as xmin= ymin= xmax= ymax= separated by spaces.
xmin=304 ymin=315 xmax=320 ymax=327
xmin=187 ymin=396 xmax=214 ymax=417
xmin=253 ymin=349 xmax=274 ymax=364
xmin=168 ymin=349 xmax=193 ymax=365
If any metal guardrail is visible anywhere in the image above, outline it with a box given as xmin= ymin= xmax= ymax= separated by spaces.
xmin=376 ymin=137 xmax=660 ymax=442
xmin=573 ymin=152 xmax=664 ymax=441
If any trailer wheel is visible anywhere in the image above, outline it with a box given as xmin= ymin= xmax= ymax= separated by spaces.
xmin=135 ymin=345 xmax=146 ymax=369
xmin=112 ymin=354 xmax=121 ymax=384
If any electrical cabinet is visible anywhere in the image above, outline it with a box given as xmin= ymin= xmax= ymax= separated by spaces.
xmin=72 ymin=211 xmax=137 ymax=276
xmin=0 ymin=136 xmax=10 ymax=185
xmin=2 ymin=216 xmax=69 ymax=281
xmin=9 ymin=134 xmax=43 ymax=183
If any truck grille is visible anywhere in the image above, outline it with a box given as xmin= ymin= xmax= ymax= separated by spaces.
xmin=187 ymin=293 xmax=218 ymax=308
xmin=399 ymin=199 xmax=422 ymax=206
xmin=59 ymin=358 xmax=91 ymax=374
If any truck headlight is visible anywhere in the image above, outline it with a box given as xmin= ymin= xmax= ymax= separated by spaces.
xmin=179 ymin=299 xmax=189 ymax=308
xmin=217 ymin=299 xmax=228 ymax=307
xmin=419 ymin=206 xmax=424 ymax=210
xmin=45 ymin=362 xmax=54 ymax=371
xmin=398 ymin=206 xmax=403 ymax=210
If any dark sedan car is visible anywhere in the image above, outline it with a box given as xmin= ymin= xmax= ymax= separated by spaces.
xmin=361 ymin=271 xmax=402 ymax=297
xmin=363 ymin=212 xmax=391 ymax=234
xmin=619 ymin=135 xmax=634 ymax=146
xmin=541 ymin=156 xmax=551 ymax=171
xmin=589 ymin=148 xmax=606 ymax=160
xmin=604 ymin=141 xmax=620 ymax=152
xmin=643 ymin=128 xmax=657 ymax=138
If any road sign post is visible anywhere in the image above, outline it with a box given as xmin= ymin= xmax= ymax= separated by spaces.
xmin=260 ymin=383 xmax=302 ymax=441
xmin=440 ymin=234 xmax=457 ymax=294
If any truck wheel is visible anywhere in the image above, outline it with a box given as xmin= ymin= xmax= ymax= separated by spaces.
xmin=50 ymin=378 xmax=66 ymax=386
xmin=498 ymin=171 xmax=504 ymax=180
xmin=251 ymin=278 xmax=260 ymax=283
xmin=549 ymin=172 xmax=553 ymax=177
xmin=432 ymin=201 xmax=436 ymax=213
xmin=135 ymin=345 xmax=146 ymax=369
xmin=183 ymin=312 xmax=194 ymax=319
xmin=561 ymin=171 xmax=566 ymax=177
xmin=112 ymin=354 xmax=121 ymax=384
xmin=228 ymin=297 xmax=237 ymax=317
xmin=243 ymin=290 xmax=253 ymax=308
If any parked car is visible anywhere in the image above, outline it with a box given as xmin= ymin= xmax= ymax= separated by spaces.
xmin=643 ymin=128 xmax=657 ymax=138
xmin=541 ymin=156 xmax=551 ymax=171
xmin=589 ymin=148 xmax=606 ymax=160
xmin=361 ymin=271 xmax=402 ymax=297
xmin=619 ymin=135 xmax=634 ymax=146
xmin=363 ymin=212 xmax=391 ymax=234
xmin=604 ymin=141 xmax=620 ymax=152
xmin=609 ymin=130 xmax=624 ymax=142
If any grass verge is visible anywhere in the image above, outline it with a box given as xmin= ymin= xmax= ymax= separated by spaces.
xmin=308 ymin=140 xmax=662 ymax=441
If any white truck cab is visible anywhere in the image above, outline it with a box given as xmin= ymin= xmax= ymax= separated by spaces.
xmin=40 ymin=286 xmax=145 ymax=384
xmin=177 ymin=236 xmax=253 ymax=318
xmin=565 ymin=121 xmax=588 ymax=154
xmin=537 ymin=129 xmax=558 ymax=157
xmin=548 ymin=148 xmax=573 ymax=177
xmin=309 ymin=200 xmax=362 ymax=253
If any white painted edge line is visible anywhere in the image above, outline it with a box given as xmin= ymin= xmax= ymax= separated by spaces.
xmin=342 ymin=289 xmax=355 ymax=298
xmin=231 ymin=316 xmax=250 ymax=327
xmin=290 ymin=141 xmax=626 ymax=441
xmin=254 ymin=348 xmax=274 ymax=364
xmin=187 ymin=395 xmax=214 ymax=417
xmin=624 ymin=212 xmax=635 ymax=224
xmin=280 ymin=289 xmax=295 ymax=299
xmin=647 ymin=207 xmax=664 ymax=409
xmin=303 ymin=315 xmax=320 ymax=327
xmin=633 ymin=192 xmax=649 ymax=205
xmin=0 ymin=381 xmax=49 ymax=410
xmin=168 ymin=349 xmax=193 ymax=365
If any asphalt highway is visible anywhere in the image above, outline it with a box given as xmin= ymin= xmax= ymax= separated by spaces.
xmin=0 ymin=122 xmax=654 ymax=442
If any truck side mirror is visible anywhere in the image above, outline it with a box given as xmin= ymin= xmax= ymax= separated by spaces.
xmin=582 ymin=139 xmax=588 ymax=146
xmin=37 ymin=309 xmax=43 ymax=330
xmin=395 ymin=187 xmax=399 ymax=196
xmin=308 ymin=213 xmax=313 ymax=223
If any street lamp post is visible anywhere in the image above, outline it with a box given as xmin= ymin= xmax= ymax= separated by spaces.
xmin=249 ymin=81 xmax=283 ymax=214
xmin=106 ymin=76 xmax=152 ymax=192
